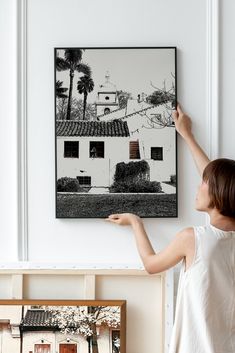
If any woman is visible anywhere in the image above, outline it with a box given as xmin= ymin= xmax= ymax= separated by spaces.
xmin=106 ymin=104 xmax=235 ymax=353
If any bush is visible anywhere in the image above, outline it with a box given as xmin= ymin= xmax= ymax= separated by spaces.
xmin=110 ymin=179 xmax=162 ymax=193
xmin=114 ymin=160 xmax=150 ymax=182
xmin=57 ymin=177 xmax=81 ymax=192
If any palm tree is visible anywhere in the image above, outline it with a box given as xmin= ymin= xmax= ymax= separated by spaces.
xmin=77 ymin=75 xmax=94 ymax=120
xmin=56 ymin=49 xmax=91 ymax=120
xmin=56 ymin=80 xmax=68 ymax=98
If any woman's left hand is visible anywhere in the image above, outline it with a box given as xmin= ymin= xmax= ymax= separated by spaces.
xmin=105 ymin=213 xmax=142 ymax=226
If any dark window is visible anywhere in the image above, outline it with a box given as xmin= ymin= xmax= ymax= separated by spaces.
xmin=112 ymin=330 xmax=120 ymax=353
xmin=78 ymin=176 xmax=91 ymax=185
xmin=64 ymin=141 xmax=79 ymax=158
xmin=129 ymin=141 xmax=140 ymax=159
xmin=90 ymin=141 xmax=104 ymax=158
xmin=105 ymin=96 xmax=110 ymax=100
xmin=151 ymin=147 xmax=163 ymax=160
xmin=104 ymin=107 xmax=110 ymax=114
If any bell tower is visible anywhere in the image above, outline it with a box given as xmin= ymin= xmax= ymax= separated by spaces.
xmin=96 ymin=71 xmax=119 ymax=117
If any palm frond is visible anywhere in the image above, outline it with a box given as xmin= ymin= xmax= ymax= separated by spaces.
xmin=64 ymin=49 xmax=83 ymax=66
xmin=56 ymin=80 xmax=68 ymax=98
xmin=77 ymin=75 xmax=94 ymax=94
xmin=76 ymin=63 xmax=92 ymax=76
xmin=56 ymin=57 xmax=70 ymax=71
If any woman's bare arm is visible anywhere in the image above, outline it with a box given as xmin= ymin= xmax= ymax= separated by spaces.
xmin=173 ymin=104 xmax=210 ymax=177
xmin=106 ymin=213 xmax=190 ymax=274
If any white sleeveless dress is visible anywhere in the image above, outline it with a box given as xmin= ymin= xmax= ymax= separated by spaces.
xmin=169 ymin=224 xmax=235 ymax=353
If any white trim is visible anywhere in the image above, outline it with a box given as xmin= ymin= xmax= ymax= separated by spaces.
xmin=205 ymin=0 xmax=220 ymax=227
xmin=206 ymin=0 xmax=220 ymax=160
xmin=17 ymin=0 xmax=28 ymax=261
xmin=0 ymin=262 xmax=145 ymax=271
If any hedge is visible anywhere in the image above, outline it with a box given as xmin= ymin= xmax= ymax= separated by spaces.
xmin=57 ymin=177 xmax=81 ymax=192
xmin=110 ymin=179 xmax=162 ymax=193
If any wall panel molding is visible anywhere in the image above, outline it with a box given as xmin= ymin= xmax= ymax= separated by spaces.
xmin=206 ymin=0 xmax=219 ymax=159
xmin=17 ymin=0 xmax=28 ymax=261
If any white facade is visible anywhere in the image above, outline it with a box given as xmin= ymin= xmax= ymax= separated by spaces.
xmin=57 ymin=94 xmax=176 ymax=187
xmin=22 ymin=327 xmax=114 ymax=353
xmin=57 ymin=127 xmax=175 ymax=187
xmin=22 ymin=331 xmax=85 ymax=353
xmin=57 ymin=136 xmax=130 ymax=187
xmin=121 ymin=102 xmax=176 ymax=182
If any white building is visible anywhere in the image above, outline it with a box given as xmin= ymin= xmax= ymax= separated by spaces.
xmin=21 ymin=308 xmax=117 ymax=353
xmin=98 ymin=98 xmax=176 ymax=183
xmin=0 ymin=305 xmax=120 ymax=353
xmin=56 ymin=119 xmax=130 ymax=187
xmin=22 ymin=309 xmax=116 ymax=353
xmin=57 ymin=75 xmax=176 ymax=189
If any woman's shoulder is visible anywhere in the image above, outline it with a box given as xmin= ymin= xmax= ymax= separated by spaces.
xmin=179 ymin=225 xmax=207 ymax=245
xmin=177 ymin=227 xmax=195 ymax=251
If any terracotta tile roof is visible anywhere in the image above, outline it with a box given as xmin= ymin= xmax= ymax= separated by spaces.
xmin=56 ymin=120 xmax=130 ymax=137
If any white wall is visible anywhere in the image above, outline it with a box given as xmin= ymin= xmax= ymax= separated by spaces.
xmin=220 ymin=0 xmax=235 ymax=158
xmin=1 ymin=0 xmax=232 ymax=283
xmin=24 ymin=0 xmax=206 ymax=264
xmin=0 ymin=0 xmax=18 ymax=261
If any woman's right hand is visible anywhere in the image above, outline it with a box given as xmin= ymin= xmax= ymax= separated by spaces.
xmin=106 ymin=213 xmax=142 ymax=226
xmin=172 ymin=104 xmax=193 ymax=140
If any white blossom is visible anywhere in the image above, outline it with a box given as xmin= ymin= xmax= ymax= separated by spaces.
xmin=44 ymin=305 xmax=120 ymax=337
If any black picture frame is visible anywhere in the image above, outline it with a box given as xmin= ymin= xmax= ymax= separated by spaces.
xmin=54 ymin=47 xmax=177 ymax=218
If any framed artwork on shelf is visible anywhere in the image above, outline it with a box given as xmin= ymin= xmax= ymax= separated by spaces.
xmin=55 ymin=47 xmax=177 ymax=218
xmin=0 ymin=299 xmax=126 ymax=353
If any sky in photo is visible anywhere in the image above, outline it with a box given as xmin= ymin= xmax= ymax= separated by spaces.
xmin=56 ymin=48 xmax=175 ymax=104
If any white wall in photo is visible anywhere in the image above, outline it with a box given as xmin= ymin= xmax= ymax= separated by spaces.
xmin=57 ymin=135 xmax=130 ymax=187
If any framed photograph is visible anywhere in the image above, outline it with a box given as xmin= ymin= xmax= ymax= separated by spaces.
xmin=55 ymin=47 xmax=177 ymax=218
xmin=0 ymin=299 xmax=126 ymax=353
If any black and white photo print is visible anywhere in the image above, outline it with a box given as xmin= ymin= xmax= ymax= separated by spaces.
xmin=55 ymin=47 xmax=177 ymax=218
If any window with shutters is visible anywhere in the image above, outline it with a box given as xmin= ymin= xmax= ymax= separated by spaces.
xmin=90 ymin=141 xmax=104 ymax=158
xmin=151 ymin=147 xmax=163 ymax=160
xmin=64 ymin=141 xmax=79 ymax=158
xmin=129 ymin=141 xmax=140 ymax=159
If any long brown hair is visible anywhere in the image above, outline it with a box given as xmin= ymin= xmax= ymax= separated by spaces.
xmin=202 ymin=158 xmax=235 ymax=218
